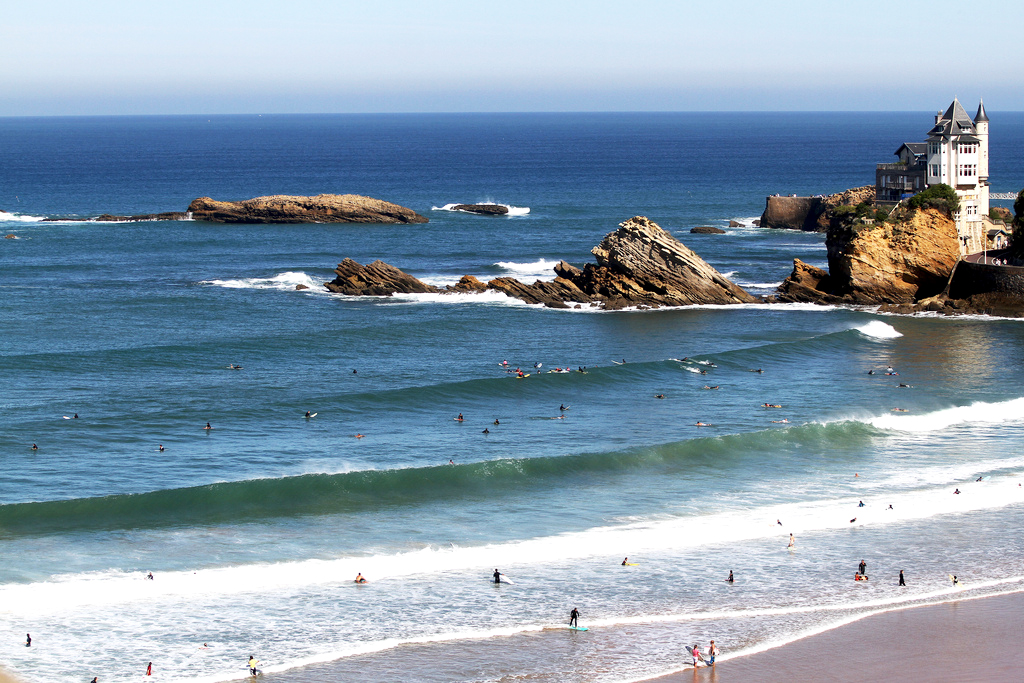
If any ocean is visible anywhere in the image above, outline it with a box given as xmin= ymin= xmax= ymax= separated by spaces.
xmin=1 ymin=111 xmax=1024 ymax=682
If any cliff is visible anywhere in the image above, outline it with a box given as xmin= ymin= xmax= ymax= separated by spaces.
xmin=188 ymin=194 xmax=428 ymax=224
xmin=323 ymin=216 xmax=755 ymax=309
xmin=760 ymin=186 xmax=875 ymax=232
xmin=776 ymin=207 xmax=959 ymax=304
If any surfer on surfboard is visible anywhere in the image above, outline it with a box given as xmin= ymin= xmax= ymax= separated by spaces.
xmin=569 ymin=607 xmax=580 ymax=628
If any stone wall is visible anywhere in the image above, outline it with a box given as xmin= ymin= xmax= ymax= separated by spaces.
xmin=948 ymin=259 xmax=1024 ymax=300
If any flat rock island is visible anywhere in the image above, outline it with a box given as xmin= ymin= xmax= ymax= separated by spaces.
xmin=187 ymin=194 xmax=428 ymax=224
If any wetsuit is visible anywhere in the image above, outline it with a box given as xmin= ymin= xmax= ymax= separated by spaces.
xmin=569 ymin=608 xmax=579 ymax=627
xmin=493 ymin=570 xmax=501 ymax=584
xmin=899 ymin=571 xmax=906 ymax=586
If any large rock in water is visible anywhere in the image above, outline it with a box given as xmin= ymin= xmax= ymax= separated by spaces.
xmin=324 ymin=258 xmax=439 ymax=296
xmin=569 ymin=216 xmax=757 ymax=308
xmin=776 ymin=208 xmax=960 ymax=304
xmin=761 ymin=186 xmax=875 ymax=232
xmin=188 ymin=194 xmax=427 ymax=224
xmin=452 ymin=204 xmax=509 ymax=215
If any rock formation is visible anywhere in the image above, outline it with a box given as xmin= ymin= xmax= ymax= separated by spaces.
xmin=188 ymin=194 xmax=427 ymax=224
xmin=775 ymin=207 xmax=960 ymax=305
xmin=324 ymin=258 xmax=438 ymax=296
xmin=43 ymin=212 xmax=187 ymax=222
xmin=691 ymin=226 xmax=726 ymax=234
xmin=322 ymin=216 xmax=755 ymax=309
xmin=760 ymin=186 xmax=875 ymax=232
xmin=451 ymin=204 xmax=509 ymax=215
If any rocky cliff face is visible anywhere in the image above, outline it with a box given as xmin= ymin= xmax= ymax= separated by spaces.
xmin=776 ymin=208 xmax=959 ymax=304
xmin=188 ymin=194 xmax=428 ymax=224
xmin=323 ymin=216 xmax=755 ymax=309
xmin=760 ymin=186 xmax=875 ymax=232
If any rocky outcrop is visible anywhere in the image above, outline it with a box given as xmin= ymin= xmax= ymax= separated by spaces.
xmin=188 ymin=194 xmax=427 ymax=224
xmin=775 ymin=208 xmax=960 ymax=305
xmin=451 ymin=204 xmax=508 ymax=215
xmin=322 ymin=217 xmax=754 ymax=309
xmin=324 ymin=258 xmax=438 ymax=296
xmin=43 ymin=212 xmax=187 ymax=222
xmin=760 ymin=186 xmax=875 ymax=232
xmin=691 ymin=226 xmax=726 ymax=234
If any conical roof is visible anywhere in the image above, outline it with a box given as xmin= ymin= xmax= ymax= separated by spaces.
xmin=928 ymin=98 xmax=976 ymax=137
xmin=975 ymin=99 xmax=989 ymax=123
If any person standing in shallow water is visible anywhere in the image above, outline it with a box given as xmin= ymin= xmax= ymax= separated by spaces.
xmin=569 ymin=607 xmax=580 ymax=627
xmin=858 ymin=560 xmax=866 ymax=575
xmin=899 ymin=570 xmax=906 ymax=586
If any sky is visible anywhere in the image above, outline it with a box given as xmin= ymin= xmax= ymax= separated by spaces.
xmin=2 ymin=0 xmax=1021 ymax=115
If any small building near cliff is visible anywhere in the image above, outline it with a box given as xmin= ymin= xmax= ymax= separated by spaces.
xmin=876 ymin=98 xmax=991 ymax=256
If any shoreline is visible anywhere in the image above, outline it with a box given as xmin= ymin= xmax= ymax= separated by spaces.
xmin=648 ymin=590 xmax=1024 ymax=683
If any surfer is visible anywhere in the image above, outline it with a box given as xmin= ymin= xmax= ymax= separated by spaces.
xmin=776 ymin=519 xmax=783 ymax=526
xmin=771 ymin=419 xmax=789 ymax=423
xmin=788 ymin=533 xmax=795 ymax=548
xmin=354 ymin=433 xmax=364 ymax=438
xmin=951 ymin=574 xmax=960 ymax=586
xmin=305 ymin=411 xmax=311 ymax=418
xmin=494 ymin=419 xmax=500 ymax=425
xmin=691 ymin=644 xmax=705 ymax=667
xmin=158 ymin=444 xmax=164 ymax=452
xmin=762 ymin=403 xmax=781 ymax=408
xmin=858 ymin=500 xmax=865 ymax=507
xmin=31 ymin=443 xmax=38 ymax=450
xmin=899 ymin=570 xmax=906 ymax=586
xmin=622 ymin=557 xmax=629 ymax=566
xmin=493 ymin=569 xmax=503 ymax=584
xmin=25 ymin=633 xmax=30 ymax=647
xmin=694 ymin=421 xmax=711 ymax=427
xmin=898 ymin=383 xmax=912 ymax=388
xmin=749 ymin=368 xmax=764 ymax=373
xmin=707 ymin=640 xmax=718 ymax=666
xmin=449 ymin=459 xmax=454 ymax=465
xmin=204 ymin=422 xmax=212 ymax=430
xmin=850 ymin=517 xmax=857 ymax=523
xmin=886 ymin=366 xmax=895 ymax=374
xmin=954 ymin=488 xmax=960 ymax=494
xmin=517 ymin=370 xmax=525 ymax=378
xmin=456 ymin=413 xmax=464 ymax=422
xmin=727 ymin=570 xmax=734 ymax=583
xmin=976 ymin=476 xmax=983 ymax=482
xmin=654 ymin=394 xmax=665 ymax=399
xmin=355 ymin=573 xmax=367 ymax=584
xmin=868 ymin=369 xmax=875 ymax=375
xmin=858 ymin=560 xmax=866 ymax=575
xmin=147 ymin=572 xmax=154 ymax=580
xmin=888 ymin=504 xmax=893 ymax=510
xmin=352 ymin=369 xmax=357 ymax=374
xmin=892 ymin=408 xmax=908 ymax=412
xmin=854 ymin=573 xmax=867 ymax=581
xmin=569 ymin=607 xmax=580 ymax=628
xmin=482 ymin=428 xmax=490 ymax=434
xmin=248 ymin=655 xmax=259 ymax=676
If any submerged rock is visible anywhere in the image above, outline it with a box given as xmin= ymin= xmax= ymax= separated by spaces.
xmin=43 ymin=212 xmax=187 ymax=222
xmin=451 ymin=204 xmax=509 ymax=215
xmin=188 ymin=194 xmax=427 ymax=224
xmin=691 ymin=226 xmax=726 ymax=234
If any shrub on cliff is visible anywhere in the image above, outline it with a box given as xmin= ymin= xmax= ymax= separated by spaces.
xmin=907 ymin=184 xmax=959 ymax=216
xmin=1012 ymin=189 xmax=1024 ymax=255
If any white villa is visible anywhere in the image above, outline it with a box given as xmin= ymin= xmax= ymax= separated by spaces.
xmin=926 ymin=98 xmax=990 ymax=255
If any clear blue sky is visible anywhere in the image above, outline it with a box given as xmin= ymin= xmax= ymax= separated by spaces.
xmin=2 ymin=0 xmax=1020 ymax=115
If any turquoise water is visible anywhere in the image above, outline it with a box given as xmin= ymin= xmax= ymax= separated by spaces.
xmin=2 ymin=113 xmax=1024 ymax=682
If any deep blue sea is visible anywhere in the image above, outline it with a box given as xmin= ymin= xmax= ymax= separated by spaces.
xmin=2 ymin=112 xmax=1024 ymax=683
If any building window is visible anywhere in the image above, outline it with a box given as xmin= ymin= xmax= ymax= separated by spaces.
xmin=965 ymin=205 xmax=977 ymax=216
xmin=959 ymin=164 xmax=976 ymax=178
xmin=959 ymin=143 xmax=977 ymax=154
xmin=930 ymin=164 xmax=940 ymax=178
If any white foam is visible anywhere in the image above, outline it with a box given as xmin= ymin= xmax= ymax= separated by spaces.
xmin=431 ymin=203 xmax=530 ymax=216
xmin=494 ymin=258 xmax=560 ymax=281
xmin=7 ymin=476 xmax=1024 ymax=615
xmin=853 ymin=320 xmax=902 ymax=339
xmin=868 ymin=396 xmax=1024 ymax=433
xmin=200 ymin=271 xmax=323 ymax=293
xmin=735 ymin=280 xmax=783 ymax=289
xmin=0 ymin=210 xmax=46 ymax=223
xmin=388 ymin=290 xmax=537 ymax=307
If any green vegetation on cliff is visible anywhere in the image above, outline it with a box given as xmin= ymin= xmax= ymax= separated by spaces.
xmin=907 ymin=184 xmax=959 ymax=215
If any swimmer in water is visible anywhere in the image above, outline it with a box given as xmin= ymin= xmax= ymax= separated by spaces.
xmin=482 ymin=428 xmax=490 ymax=434
xmin=695 ymin=421 xmax=711 ymax=427
xmin=354 ymin=573 xmax=367 ymax=584
xmin=204 ymin=422 xmax=212 ymax=430
xmin=31 ymin=443 xmax=38 ymax=450
xmin=158 ymin=444 xmax=164 ymax=452
xmin=354 ymin=433 xmax=364 ymax=438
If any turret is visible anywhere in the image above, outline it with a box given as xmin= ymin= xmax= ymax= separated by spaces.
xmin=976 ymin=99 xmax=989 ymax=184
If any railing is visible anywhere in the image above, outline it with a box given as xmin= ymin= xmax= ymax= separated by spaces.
xmin=990 ymin=192 xmax=1019 ymax=200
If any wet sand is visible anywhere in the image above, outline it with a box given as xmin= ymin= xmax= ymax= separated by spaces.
xmin=652 ymin=591 xmax=1024 ymax=683
xmin=0 ymin=669 xmax=22 ymax=683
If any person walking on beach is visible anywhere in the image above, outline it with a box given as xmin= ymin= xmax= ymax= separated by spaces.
xmin=569 ymin=607 xmax=580 ymax=628
xmin=146 ymin=662 xmax=152 ymax=676
xmin=248 ymin=655 xmax=260 ymax=676
xmin=707 ymin=640 xmax=719 ymax=665
xmin=899 ymin=570 xmax=906 ymax=586
xmin=691 ymin=643 xmax=705 ymax=667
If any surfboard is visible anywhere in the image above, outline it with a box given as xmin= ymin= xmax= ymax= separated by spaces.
xmin=622 ymin=562 xmax=639 ymax=566
xmin=569 ymin=626 xmax=589 ymax=631
xmin=62 ymin=416 xmax=71 ymax=419
xmin=612 ymin=361 xmax=625 ymax=365
xmin=516 ymin=374 xmax=530 ymax=379
xmin=304 ymin=412 xmax=317 ymax=418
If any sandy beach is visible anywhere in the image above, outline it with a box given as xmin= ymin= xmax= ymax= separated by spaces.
xmin=651 ymin=590 xmax=1024 ymax=683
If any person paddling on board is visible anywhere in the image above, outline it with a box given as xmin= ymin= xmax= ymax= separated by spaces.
xmin=456 ymin=413 xmax=463 ymax=422
xmin=493 ymin=569 xmax=503 ymax=584
xmin=204 ymin=422 xmax=212 ymax=430
xmin=727 ymin=570 xmax=734 ymax=583
xmin=569 ymin=607 xmax=580 ymax=628
xmin=305 ymin=411 xmax=311 ymax=418
xmin=248 ymin=655 xmax=260 ymax=676
xmin=355 ymin=573 xmax=367 ymax=583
